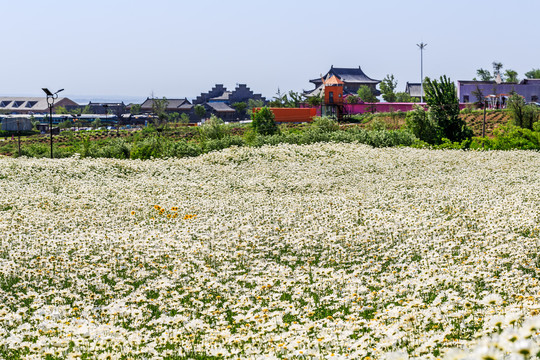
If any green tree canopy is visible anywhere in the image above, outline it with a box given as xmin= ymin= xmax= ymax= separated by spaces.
xmin=525 ymin=69 xmax=540 ymax=79
xmin=151 ymin=97 xmax=169 ymax=126
xmin=130 ymin=104 xmax=142 ymax=115
xmin=379 ymin=74 xmax=397 ymax=102
xmin=504 ymin=69 xmax=519 ymax=83
xmin=476 ymin=68 xmax=493 ymax=81
xmin=508 ymin=94 xmax=539 ymax=130
xmin=357 ymin=86 xmax=378 ymax=103
xmin=194 ymin=104 xmax=206 ymax=119
xmin=395 ymin=92 xmax=413 ymax=102
xmin=424 ymin=75 xmax=472 ymax=142
xmin=251 ymin=107 xmax=278 ymax=135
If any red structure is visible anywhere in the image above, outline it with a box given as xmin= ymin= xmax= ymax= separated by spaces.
xmin=256 ymin=107 xmax=317 ymax=122
xmin=322 ymin=75 xmax=347 ymax=121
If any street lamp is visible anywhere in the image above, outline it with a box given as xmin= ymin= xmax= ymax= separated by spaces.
xmin=417 ymin=42 xmax=427 ymax=103
xmin=42 ymin=88 xmax=64 ymax=158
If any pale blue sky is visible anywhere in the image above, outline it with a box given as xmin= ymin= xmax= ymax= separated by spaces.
xmin=2 ymin=0 xmax=539 ymax=103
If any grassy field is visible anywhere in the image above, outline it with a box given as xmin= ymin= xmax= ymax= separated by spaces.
xmin=1 ymin=143 xmax=539 ymax=359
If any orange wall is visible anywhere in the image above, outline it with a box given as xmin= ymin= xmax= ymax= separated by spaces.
xmin=254 ymin=108 xmax=317 ymax=122
xmin=324 ymin=85 xmax=343 ymax=105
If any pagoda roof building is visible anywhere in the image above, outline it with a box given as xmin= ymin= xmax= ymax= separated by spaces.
xmin=307 ymin=65 xmax=381 ymax=96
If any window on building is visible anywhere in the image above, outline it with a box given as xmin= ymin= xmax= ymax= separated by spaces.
xmin=0 ymin=101 xmax=11 ymax=108
xmin=329 ymin=91 xmax=334 ymax=104
xmin=25 ymin=101 xmax=37 ymax=108
xmin=532 ymin=95 xmax=538 ymax=102
xmin=463 ymin=95 xmax=469 ymax=103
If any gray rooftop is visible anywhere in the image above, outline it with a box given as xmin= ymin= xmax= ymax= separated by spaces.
xmin=310 ymin=66 xmax=380 ymax=86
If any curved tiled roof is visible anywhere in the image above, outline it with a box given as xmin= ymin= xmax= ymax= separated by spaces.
xmin=310 ymin=66 xmax=380 ymax=85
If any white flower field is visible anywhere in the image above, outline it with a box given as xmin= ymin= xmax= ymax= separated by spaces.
xmin=1 ymin=143 xmax=540 ymax=360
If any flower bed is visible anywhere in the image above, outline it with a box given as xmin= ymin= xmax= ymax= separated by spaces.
xmin=0 ymin=144 xmax=539 ymax=359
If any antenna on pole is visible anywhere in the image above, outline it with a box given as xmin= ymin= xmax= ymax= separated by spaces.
xmin=417 ymin=42 xmax=427 ymax=103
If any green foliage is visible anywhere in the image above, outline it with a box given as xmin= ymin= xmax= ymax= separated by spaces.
xmin=151 ymin=97 xmax=169 ymax=126
xmin=58 ymin=119 xmax=73 ymax=129
xmin=424 ymin=75 xmax=473 ymax=142
xmin=525 ymin=68 xmax=540 ymax=79
xmin=504 ymin=69 xmax=519 ymax=83
xmin=472 ymin=125 xmax=540 ymax=150
xmin=269 ymin=89 xmax=304 ymax=108
xmin=311 ymin=116 xmax=339 ymax=132
xmin=91 ymin=118 xmax=102 ymax=129
xmin=395 ymin=92 xmax=413 ymax=102
xmin=368 ymin=118 xmax=388 ymax=131
xmin=346 ymin=94 xmax=359 ymax=104
xmin=405 ymin=106 xmax=440 ymax=144
xmin=194 ymin=104 xmax=206 ymax=119
xmin=232 ymin=102 xmax=247 ymax=117
xmin=179 ymin=113 xmax=190 ymax=124
xmin=379 ymin=74 xmax=397 ymax=102
xmin=198 ymin=115 xmax=230 ymax=140
xmin=251 ymin=107 xmax=279 ymax=136
xmin=357 ymin=85 xmax=378 ymax=103
xmin=471 ymin=85 xmax=485 ymax=107
xmin=476 ymin=68 xmax=493 ymax=81
xmin=130 ymin=136 xmax=163 ymax=160
xmin=307 ymin=96 xmax=322 ymax=106
xmin=168 ymin=112 xmax=180 ymax=123
xmin=55 ymin=106 xmax=69 ymax=114
xmin=507 ymin=94 xmax=539 ymax=130
xmin=130 ymin=104 xmax=142 ymax=115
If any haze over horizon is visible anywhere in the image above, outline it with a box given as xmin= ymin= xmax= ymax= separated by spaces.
xmin=2 ymin=0 xmax=539 ymax=103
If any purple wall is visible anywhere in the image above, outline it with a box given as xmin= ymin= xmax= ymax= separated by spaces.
xmin=458 ymin=80 xmax=540 ymax=103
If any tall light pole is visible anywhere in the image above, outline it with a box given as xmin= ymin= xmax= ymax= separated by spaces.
xmin=42 ymin=88 xmax=64 ymax=159
xmin=417 ymin=42 xmax=427 ymax=103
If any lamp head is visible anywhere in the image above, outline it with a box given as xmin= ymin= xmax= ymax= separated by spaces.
xmin=42 ymin=88 xmax=53 ymax=96
xmin=55 ymin=89 xmax=64 ymax=94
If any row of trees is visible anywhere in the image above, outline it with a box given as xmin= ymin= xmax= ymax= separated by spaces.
xmin=474 ymin=62 xmax=540 ymax=83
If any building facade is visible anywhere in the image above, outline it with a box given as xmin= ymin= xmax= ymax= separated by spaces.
xmin=457 ymin=79 xmax=540 ymax=103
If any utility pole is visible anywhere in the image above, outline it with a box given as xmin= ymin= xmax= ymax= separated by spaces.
xmin=417 ymin=42 xmax=427 ymax=103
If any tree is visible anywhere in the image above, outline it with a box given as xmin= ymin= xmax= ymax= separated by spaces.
xmin=92 ymin=118 xmax=102 ymax=129
xmin=492 ymin=61 xmax=503 ymax=79
xmin=504 ymin=69 xmax=519 ymax=83
xmin=424 ymin=75 xmax=472 ymax=142
xmin=307 ymin=95 xmax=322 ymax=106
xmin=130 ymin=104 xmax=142 ymax=115
xmin=346 ymin=94 xmax=359 ymax=104
xmin=232 ymin=102 xmax=247 ymax=118
xmin=476 ymin=68 xmax=493 ymax=81
xmin=395 ymin=92 xmax=413 ymax=102
xmin=525 ymin=69 xmax=540 ymax=79
xmin=406 ymin=105 xmax=439 ymax=144
xmin=55 ymin=106 xmax=69 ymax=114
xmin=179 ymin=113 xmax=190 ymax=125
xmin=151 ymin=97 xmax=169 ymax=126
xmin=379 ymin=74 xmax=397 ymax=102
xmin=508 ymin=94 xmax=539 ymax=130
xmin=251 ymin=107 xmax=278 ymax=135
xmin=246 ymin=99 xmax=265 ymax=117
xmin=357 ymin=85 xmax=378 ymax=103
xmin=471 ymin=85 xmax=485 ymax=108
xmin=168 ymin=112 xmax=180 ymax=123
xmin=194 ymin=104 xmax=206 ymax=120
